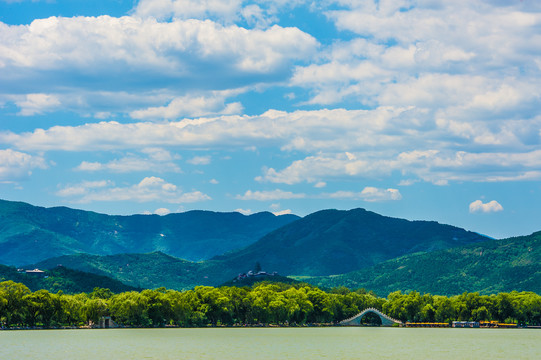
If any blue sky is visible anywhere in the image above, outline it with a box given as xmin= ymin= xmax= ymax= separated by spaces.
xmin=1 ymin=0 xmax=541 ymax=238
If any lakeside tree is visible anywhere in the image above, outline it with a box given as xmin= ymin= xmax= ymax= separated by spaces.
xmin=1 ymin=280 xmax=540 ymax=328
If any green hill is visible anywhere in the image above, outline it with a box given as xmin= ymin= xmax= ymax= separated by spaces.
xmin=31 ymin=251 xmax=216 ymax=290
xmin=31 ymin=208 xmax=492 ymax=290
xmin=0 ymin=199 xmax=299 ymax=265
xmin=33 ymin=252 xmax=299 ymax=290
xmin=0 ymin=264 xmax=138 ymax=294
xmin=220 ymin=274 xmax=300 ymax=287
xmin=210 ymin=208 xmax=488 ymax=277
xmin=302 ymin=231 xmax=541 ymax=296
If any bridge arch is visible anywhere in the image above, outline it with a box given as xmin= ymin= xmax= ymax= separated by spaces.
xmin=340 ymin=308 xmax=402 ymax=327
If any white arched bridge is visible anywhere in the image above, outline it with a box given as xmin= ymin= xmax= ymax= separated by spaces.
xmin=340 ymin=307 xmax=403 ymax=327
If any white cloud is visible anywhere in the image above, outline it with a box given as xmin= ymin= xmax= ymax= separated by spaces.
xmin=56 ymin=180 xmax=112 ymax=197
xmin=235 ymin=208 xmax=253 ymax=215
xmin=0 ymin=4 xmax=313 ymax=127
xmin=257 ymin=152 xmax=388 ymax=185
xmin=272 ymin=209 xmax=292 ymax=216
xmin=0 ymin=15 xmax=317 ymax=116
xmin=359 ymin=187 xmax=402 ymax=202
xmin=134 ymin=0 xmax=244 ymax=23
xmin=15 ymin=94 xmax=61 ymax=116
xmin=2 ymin=1 xmax=541 ymax=192
xmin=469 ymin=200 xmax=504 ymax=213
xmin=269 ymin=203 xmax=280 ymax=210
xmin=56 ymin=176 xmax=211 ymax=204
xmin=142 ymin=147 xmax=180 ymax=162
xmin=4 ymin=106 xmax=541 ymax=185
xmin=236 ymin=189 xmax=306 ymax=201
xmin=323 ymin=187 xmax=402 ymax=202
xmin=154 ymin=207 xmax=171 ymax=216
xmin=134 ymin=0 xmax=309 ymax=27
xmin=187 ymin=156 xmax=211 ymax=165
xmin=130 ymin=91 xmax=244 ymax=120
xmin=290 ymin=0 xmax=541 ymax=122
xmin=258 ymin=146 xmax=541 ymax=186
xmin=0 ymin=149 xmax=48 ymax=181
xmin=0 ymin=107 xmax=412 ymax=152
xmin=75 ymin=149 xmax=181 ymax=173
xmin=209 ymin=178 xmax=219 ymax=184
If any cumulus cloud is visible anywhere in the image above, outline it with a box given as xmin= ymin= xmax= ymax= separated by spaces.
xmin=56 ymin=176 xmax=211 ymax=204
xmin=3 ymin=105 xmax=541 ymax=185
xmin=2 ymin=0 xmax=541 ymax=194
xmin=234 ymin=208 xmax=253 ymax=215
xmin=154 ymin=207 xmax=172 ymax=216
xmin=469 ymin=200 xmax=504 ymax=213
xmin=130 ymin=91 xmax=244 ymax=120
xmin=257 ymin=147 xmax=541 ymax=186
xmin=322 ymin=187 xmax=402 ymax=202
xmin=0 ymin=15 xmax=317 ymax=116
xmin=0 ymin=149 xmax=48 ymax=181
xmin=187 ymin=156 xmax=211 ymax=165
xmin=15 ymin=94 xmax=61 ymax=116
xmin=272 ymin=209 xmax=292 ymax=216
xmin=1 ymin=16 xmax=316 ymax=74
xmin=133 ymin=0 xmax=309 ymax=27
xmin=56 ymin=180 xmax=112 ymax=197
xmin=236 ymin=189 xmax=306 ymax=201
xmin=359 ymin=187 xmax=402 ymax=202
xmin=0 ymin=107 xmax=413 ymax=152
xmin=75 ymin=148 xmax=181 ymax=173
xmin=292 ymin=0 xmax=541 ymax=120
xmin=134 ymin=0 xmax=244 ymax=23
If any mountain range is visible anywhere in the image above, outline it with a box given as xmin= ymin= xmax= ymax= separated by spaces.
xmin=0 ymin=199 xmax=298 ymax=265
xmin=0 ymin=264 xmax=139 ymax=293
xmin=210 ymin=208 xmax=488 ymax=276
xmin=1 ymin=199 xmax=539 ymax=295
xmin=301 ymin=231 xmax=541 ymax=296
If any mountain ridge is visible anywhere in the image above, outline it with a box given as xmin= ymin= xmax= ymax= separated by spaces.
xmin=0 ymin=263 xmax=139 ymax=294
xmin=0 ymin=199 xmax=299 ymax=265
xmin=302 ymin=231 xmax=541 ymax=295
xmin=31 ymin=231 xmax=540 ymax=295
xmin=210 ymin=208 xmax=489 ymax=276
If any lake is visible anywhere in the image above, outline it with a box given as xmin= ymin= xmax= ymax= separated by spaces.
xmin=1 ymin=327 xmax=539 ymax=359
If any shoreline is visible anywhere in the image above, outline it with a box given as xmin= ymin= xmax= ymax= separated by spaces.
xmin=2 ymin=324 xmax=539 ymax=331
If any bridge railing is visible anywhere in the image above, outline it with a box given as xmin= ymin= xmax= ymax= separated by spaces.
xmin=339 ymin=307 xmax=402 ymax=325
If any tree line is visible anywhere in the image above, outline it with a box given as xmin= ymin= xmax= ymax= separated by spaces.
xmin=1 ymin=280 xmax=540 ymax=328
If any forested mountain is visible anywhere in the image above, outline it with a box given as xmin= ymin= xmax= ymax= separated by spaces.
xmin=211 ymin=208 xmax=489 ymax=276
xmin=31 ymin=230 xmax=540 ymax=295
xmin=304 ymin=231 xmax=541 ymax=296
xmin=32 ymin=252 xmax=213 ymax=290
xmin=31 ymin=209 xmax=498 ymax=291
xmin=0 ymin=199 xmax=299 ymax=265
xmin=0 ymin=264 xmax=138 ymax=294
xmin=8 ymin=200 xmax=539 ymax=295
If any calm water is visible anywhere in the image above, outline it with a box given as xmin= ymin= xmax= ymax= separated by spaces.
xmin=1 ymin=327 xmax=540 ymax=359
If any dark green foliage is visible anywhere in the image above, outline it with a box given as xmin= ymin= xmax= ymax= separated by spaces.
xmin=221 ymin=276 xmax=299 ymax=287
xmin=32 ymin=252 xmax=214 ymax=290
xmin=210 ymin=208 xmax=488 ymax=277
xmin=0 ymin=264 xmax=138 ymax=294
xmin=32 ymin=230 xmax=537 ymax=294
xmin=29 ymin=229 xmax=538 ymax=295
xmin=305 ymin=231 xmax=541 ymax=296
xmin=0 ymin=199 xmax=299 ymax=265
xmin=1 ymin=280 xmax=540 ymax=328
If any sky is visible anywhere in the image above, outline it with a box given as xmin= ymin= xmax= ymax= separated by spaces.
xmin=1 ymin=0 xmax=541 ymax=239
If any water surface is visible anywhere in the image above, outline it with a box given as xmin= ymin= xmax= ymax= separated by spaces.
xmin=1 ymin=327 xmax=539 ymax=359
